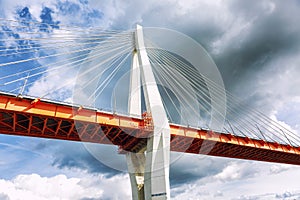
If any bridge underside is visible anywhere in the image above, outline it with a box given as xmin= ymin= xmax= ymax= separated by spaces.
xmin=1 ymin=92 xmax=300 ymax=165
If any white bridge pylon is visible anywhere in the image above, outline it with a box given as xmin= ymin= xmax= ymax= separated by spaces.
xmin=126 ymin=25 xmax=171 ymax=200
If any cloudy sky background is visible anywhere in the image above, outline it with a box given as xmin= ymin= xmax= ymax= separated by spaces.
xmin=0 ymin=0 xmax=300 ymax=199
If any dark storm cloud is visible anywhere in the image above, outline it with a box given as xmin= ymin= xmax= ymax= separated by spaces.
xmin=103 ymin=0 xmax=300 ymax=98
xmin=0 ymin=193 xmax=9 ymax=200
xmin=31 ymin=140 xmax=122 ymax=177
xmin=109 ymin=1 xmax=225 ymax=48
xmin=51 ymin=142 xmax=122 ymax=177
xmin=214 ymin=0 xmax=300 ymax=92
xmin=170 ymin=154 xmax=229 ymax=186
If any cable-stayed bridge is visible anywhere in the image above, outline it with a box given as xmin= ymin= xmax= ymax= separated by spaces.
xmin=0 ymin=19 xmax=300 ymax=199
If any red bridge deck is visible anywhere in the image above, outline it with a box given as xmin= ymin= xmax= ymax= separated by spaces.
xmin=0 ymin=92 xmax=300 ymax=165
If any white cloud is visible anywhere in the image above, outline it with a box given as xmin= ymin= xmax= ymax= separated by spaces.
xmin=27 ymin=63 xmax=77 ymax=101
xmin=7 ymin=137 xmax=300 ymax=200
xmin=171 ymin=160 xmax=300 ymax=200
xmin=214 ymin=162 xmax=242 ymax=182
xmin=0 ymin=173 xmax=131 ymax=200
xmin=0 ymin=174 xmax=100 ymax=200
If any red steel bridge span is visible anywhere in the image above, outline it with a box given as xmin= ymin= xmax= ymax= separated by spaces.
xmin=1 ymin=91 xmax=300 ymax=166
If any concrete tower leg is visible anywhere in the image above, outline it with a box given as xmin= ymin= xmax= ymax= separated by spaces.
xmin=127 ymin=25 xmax=170 ymax=200
xmin=126 ymin=152 xmax=146 ymax=200
xmin=127 ymin=50 xmax=145 ymax=200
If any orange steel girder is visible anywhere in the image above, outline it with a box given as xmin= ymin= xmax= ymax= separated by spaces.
xmin=1 ymin=92 xmax=300 ymax=165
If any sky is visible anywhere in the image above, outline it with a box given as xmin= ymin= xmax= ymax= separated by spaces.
xmin=0 ymin=0 xmax=300 ymax=199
